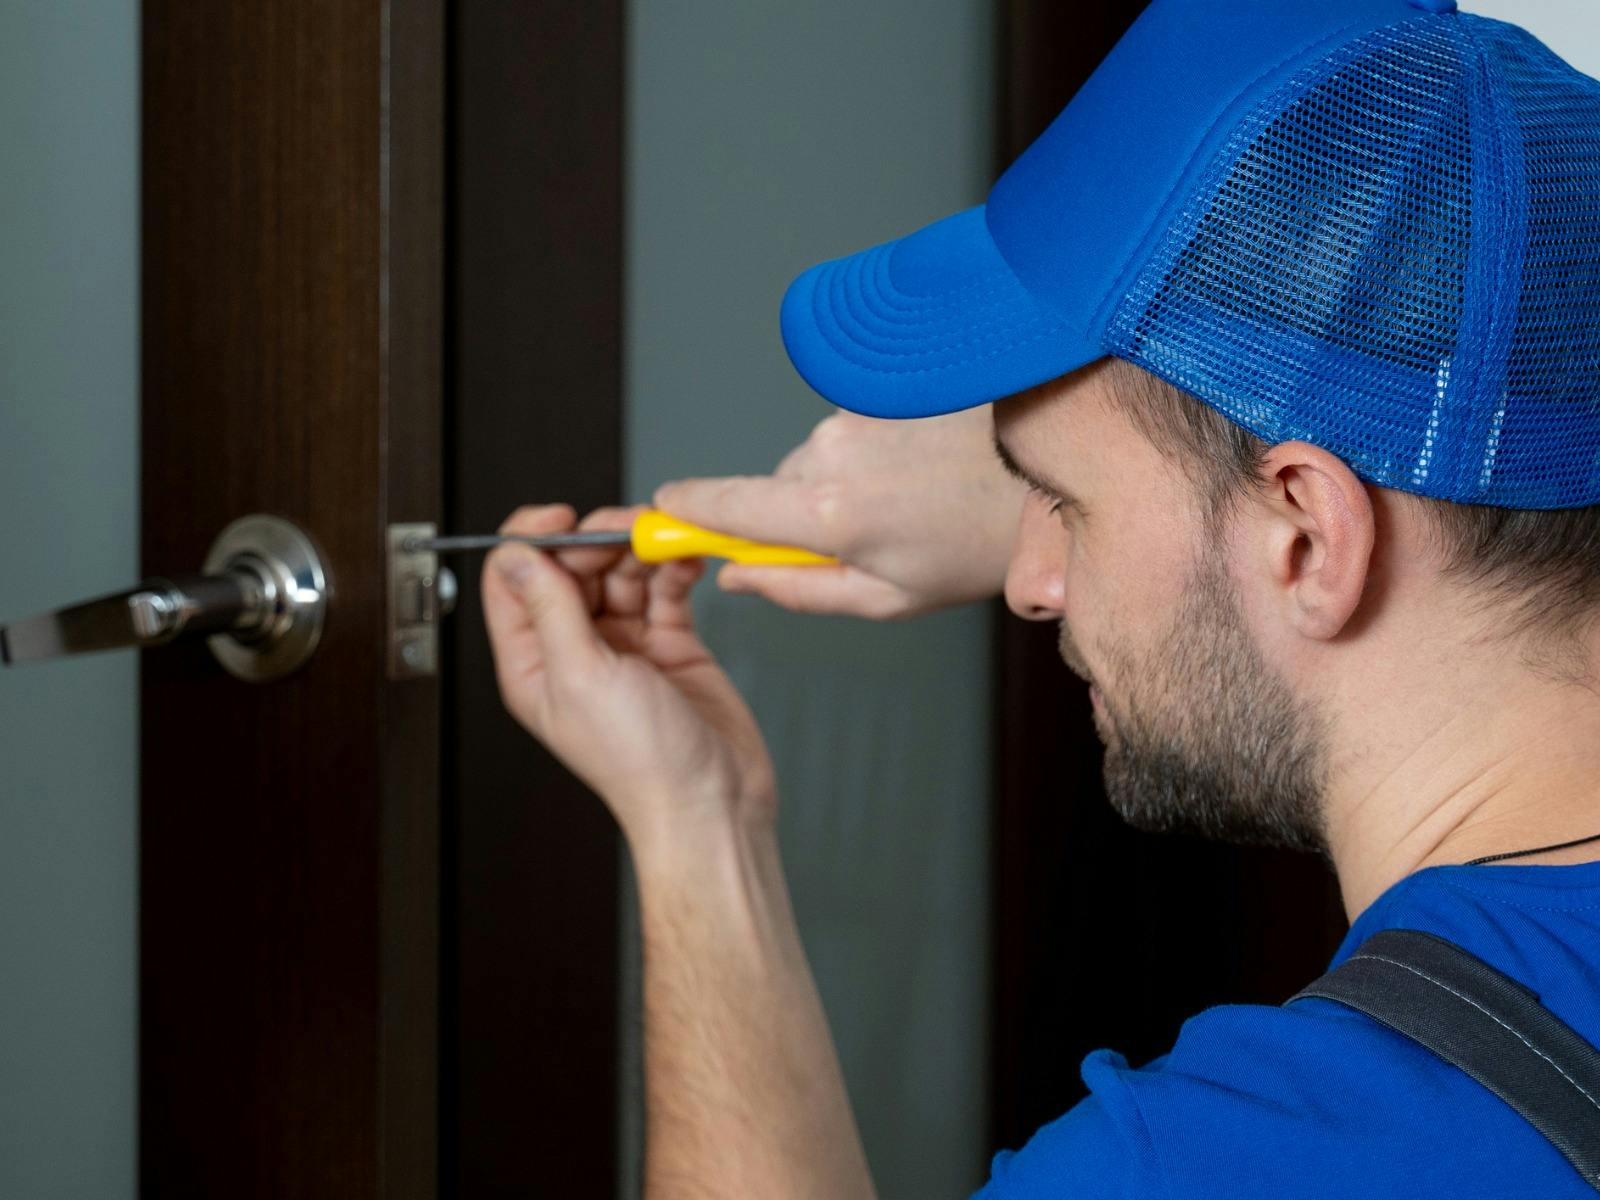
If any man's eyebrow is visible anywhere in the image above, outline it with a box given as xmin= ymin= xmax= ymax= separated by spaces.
xmin=993 ymin=433 xmax=1075 ymax=505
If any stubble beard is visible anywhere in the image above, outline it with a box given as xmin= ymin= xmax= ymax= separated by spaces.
xmin=1060 ymin=554 xmax=1332 ymax=856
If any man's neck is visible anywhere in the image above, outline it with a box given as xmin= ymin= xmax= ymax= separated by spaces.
xmin=1326 ymin=669 xmax=1600 ymax=919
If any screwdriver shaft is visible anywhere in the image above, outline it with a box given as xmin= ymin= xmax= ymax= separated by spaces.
xmin=403 ymin=532 xmax=632 ymax=554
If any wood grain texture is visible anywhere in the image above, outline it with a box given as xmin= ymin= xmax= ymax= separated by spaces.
xmin=441 ymin=3 xmax=625 ymax=1195
xmin=988 ymin=0 xmax=1347 ymax=1155
xmin=140 ymin=2 xmax=441 ymax=1195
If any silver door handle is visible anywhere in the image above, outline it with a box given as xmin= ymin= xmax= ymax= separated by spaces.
xmin=1 ymin=514 xmax=332 ymax=683
xmin=3 ymin=573 xmax=265 ymax=658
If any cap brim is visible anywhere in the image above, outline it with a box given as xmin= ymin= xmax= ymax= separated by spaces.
xmin=779 ymin=205 xmax=1097 ymax=419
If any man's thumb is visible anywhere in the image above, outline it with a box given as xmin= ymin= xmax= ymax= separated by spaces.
xmin=492 ymin=545 xmax=604 ymax=670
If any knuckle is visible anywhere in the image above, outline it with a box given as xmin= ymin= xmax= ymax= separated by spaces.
xmin=497 ymin=507 xmax=533 ymax=534
xmin=809 ymin=413 xmax=852 ymax=457
xmin=681 ymin=477 xmax=729 ymax=518
xmin=578 ymin=505 xmax=632 ymax=531
xmin=522 ymin=587 xmax=559 ymax=630
xmin=713 ymin=475 xmax=751 ymax=506
xmin=499 ymin=502 xmax=573 ymax=534
xmin=806 ymin=480 xmax=848 ymax=543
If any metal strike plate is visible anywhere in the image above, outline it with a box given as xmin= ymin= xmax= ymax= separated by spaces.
xmin=387 ymin=523 xmax=455 ymax=680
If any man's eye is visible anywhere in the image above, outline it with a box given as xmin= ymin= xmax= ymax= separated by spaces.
xmin=1029 ymin=483 xmax=1075 ymax=519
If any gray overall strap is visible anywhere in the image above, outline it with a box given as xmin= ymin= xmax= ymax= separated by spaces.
xmin=1289 ymin=928 xmax=1600 ymax=1193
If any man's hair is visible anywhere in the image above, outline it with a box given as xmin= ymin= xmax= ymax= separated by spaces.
xmin=1102 ymin=357 xmax=1600 ymax=671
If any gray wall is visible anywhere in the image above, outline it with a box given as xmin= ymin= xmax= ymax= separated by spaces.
xmin=0 ymin=2 xmax=140 ymax=1197
xmin=623 ymin=3 xmax=996 ymax=1197
xmin=1466 ymin=0 xmax=1600 ymax=73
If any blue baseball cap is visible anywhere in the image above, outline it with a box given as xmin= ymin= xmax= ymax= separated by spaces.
xmin=779 ymin=0 xmax=1600 ymax=509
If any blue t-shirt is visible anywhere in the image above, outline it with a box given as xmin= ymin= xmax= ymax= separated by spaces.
xmin=975 ymin=858 xmax=1600 ymax=1199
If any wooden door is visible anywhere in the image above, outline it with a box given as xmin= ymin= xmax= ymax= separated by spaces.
xmin=139 ymin=3 xmax=442 ymax=1195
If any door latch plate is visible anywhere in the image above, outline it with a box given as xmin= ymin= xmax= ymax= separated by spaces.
xmin=388 ymin=523 xmax=443 ymax=680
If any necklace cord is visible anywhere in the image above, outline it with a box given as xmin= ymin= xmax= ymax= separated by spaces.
xmin=1465 ymin=831 xmax=1600 ymax=866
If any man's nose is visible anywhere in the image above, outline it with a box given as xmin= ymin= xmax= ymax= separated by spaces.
xmin=1003 ymin=494 xmax=1067 ymax=622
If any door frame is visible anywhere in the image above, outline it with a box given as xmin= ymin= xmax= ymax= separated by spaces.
xmin=441 ymin=4 xmax=626 ymax=1195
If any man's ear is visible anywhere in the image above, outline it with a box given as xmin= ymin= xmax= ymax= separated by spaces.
xmin=1249 ymin=441 xmax=1375 ymax=641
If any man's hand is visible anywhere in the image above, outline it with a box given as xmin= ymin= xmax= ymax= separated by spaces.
xmin=653 ymin=405 xmax=1024 ymax=619
xmin=482 ymin=502 xmax=877 ymax=1200
xmin=481 ymin=503 xmax=776 ymax=845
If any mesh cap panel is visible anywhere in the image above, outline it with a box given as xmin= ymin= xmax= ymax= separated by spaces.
xmin=1486 ymin=20 xmax=1600 ymax=507
xmin=1108 ymin=14 xmax=1600 ymax=509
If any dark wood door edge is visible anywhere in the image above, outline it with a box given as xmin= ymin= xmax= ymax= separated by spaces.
xmin=382 ymin=2 xmax=445 ymax=1195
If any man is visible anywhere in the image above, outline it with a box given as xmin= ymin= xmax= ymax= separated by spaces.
xmin=482 ymin=0 xmax=1600 ymax=1195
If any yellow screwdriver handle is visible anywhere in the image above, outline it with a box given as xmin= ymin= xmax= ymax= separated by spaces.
xmin=630 ymin=509 xmax=838 ymax=566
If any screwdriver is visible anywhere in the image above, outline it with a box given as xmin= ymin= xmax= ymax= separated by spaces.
xmin=402 ymin=509 xmax=837 ymax=566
